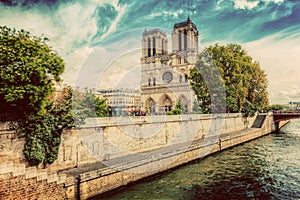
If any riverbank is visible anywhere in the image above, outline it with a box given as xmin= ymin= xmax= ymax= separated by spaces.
xmin=0 ymin=113 xmax=287 ymax=199
xmin=62 ymin=128 xmax=262 ymax=199
xmin=61 ymin=113 xmax=285 ymax=199
xmin=95 ymin=119 xmax=300 ymax=200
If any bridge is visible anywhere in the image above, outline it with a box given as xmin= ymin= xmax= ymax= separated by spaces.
xmin=273 ymin=112 xmax=300 ymax=130
xmin=273 ymin=112 xmax=300 ymax=122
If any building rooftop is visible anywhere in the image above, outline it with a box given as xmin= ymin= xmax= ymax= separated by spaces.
xmin=143 ymin=28 xmax=167 ymax=37
xmin=173 ymin=16 xmax=197 ymax=30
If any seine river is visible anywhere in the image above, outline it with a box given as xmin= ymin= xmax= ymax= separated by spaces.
xmin=93 ymin=119 xmax=300 ymax=200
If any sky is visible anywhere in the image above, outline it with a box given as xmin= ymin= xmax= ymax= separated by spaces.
xmin=0 ymin=0 xmax=300 ymax=104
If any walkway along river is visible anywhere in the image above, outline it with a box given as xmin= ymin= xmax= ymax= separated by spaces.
xmin=93 ymin=119 xmax=300 ymax=200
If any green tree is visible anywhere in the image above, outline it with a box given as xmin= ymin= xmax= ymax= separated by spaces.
xmin=72 ymin=89 xmax=108 ymax=122
xmin=189 ymin=50 xmax=226 ymax=114
xmin=13 ymin=85 xmax=76 ymax=166
xmin=166 ymin=99 xmax=185 ymax=115
xmin=264 ymin=104 xmax=284 ymax=112
xmin=189 ymin=67 xmax=211 ymax=113
xmin=175 ymin=99 xmax=185 ymax=111
xmin=0 ymin=26 xmax=71 ymax=166
xmin=192 ymin=99 xmax=201 ymax=114
xmin=189 ymin=44 xmax=269 ymax=116
xmin=0 ymin=26 xmax=64 ymax=120
xmin=95 ymin=97 xmax=109 ymax=117
xmin=18 ymin=87 xmax=108 ymax=166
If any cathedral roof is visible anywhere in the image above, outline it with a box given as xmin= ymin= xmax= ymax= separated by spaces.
xmin=173 ymin=16 xmax=197 ymax=29
xmin=143 ymin=28 xmax=167 ymax=37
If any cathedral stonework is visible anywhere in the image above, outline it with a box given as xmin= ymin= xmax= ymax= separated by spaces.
xmin=141 ymin=17 xmax=199 ymax=114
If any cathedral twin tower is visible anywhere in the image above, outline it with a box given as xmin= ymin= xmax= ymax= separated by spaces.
xmin=140 ymin=17 xmax=199 ymax=114
xmin=142 ymin=16 xmax=198 ymax=62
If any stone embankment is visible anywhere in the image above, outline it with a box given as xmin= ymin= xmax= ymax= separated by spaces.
xmin=0 ymin=113 xmax=288 ymax=199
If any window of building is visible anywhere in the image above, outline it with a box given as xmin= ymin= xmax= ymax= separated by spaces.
xmin=153 ymin=78 xmax=156 ymax=86
xmin=148 ymin=78 xmax=151 ymax=86
xmin=178 ymin=31 xmax=182 ymax=51
xmin=152 ymin=37 xmax=156 ymax=56
xmin=180 ymin=75 xmax=183 ymax=83
xmin=147 ymin=38 xmax=151 ymax=57
xmin=185 ymin=74 xmax=188 ymax=83
xmin=184 ymin=29 xmax=187 ymax=50
xmin=162 ymin=39 xmax=164 ymax=54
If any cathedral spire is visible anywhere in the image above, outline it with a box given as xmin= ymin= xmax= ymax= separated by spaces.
xmin=187 ymin=16 xmax=191 ymax=22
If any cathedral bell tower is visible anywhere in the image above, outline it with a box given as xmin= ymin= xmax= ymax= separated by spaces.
xmin=140 ymin=17 xmax=198 ymax=115
xmin=172 ymin=16 xmax=199 ymax=64
xmin=142 ymin=29 xmax=168 ymax=58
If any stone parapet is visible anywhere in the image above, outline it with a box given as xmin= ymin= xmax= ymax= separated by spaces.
xmin=0 ymin=161 xmax=67 ymax=183
xmin=0 ymin=114 xmax=256 ymax=173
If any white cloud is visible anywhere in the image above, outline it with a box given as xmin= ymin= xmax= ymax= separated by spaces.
xmin=97 ymin=49 xmax=141 ymax=89
xmin=234 ymin=0 xmax=259 ymax=10
xmin=265 ymin=0 xmax=284 ymax=4
xmin=62 ymin=47 xmax=94 ymax=86
xmin=75 ymin=30 xmax=143 ymax=89
xmin=274 ymin=86 xmax=300 ymax=104
xmin=234 ymin=0 xmax=285 ymax=10
xmin=53 ymin=3 xmax=99 ymax=50
xmin=146 ymin=9 xmax=184 ymax=19
xmin=0 ymin=1 xmax=126 ymax=86
xmin=243 ymin=29 xmax=300 ymax=104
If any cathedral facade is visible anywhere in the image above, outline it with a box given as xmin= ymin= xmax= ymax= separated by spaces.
xmin=140 ymin=17 xmax=199 ymax=114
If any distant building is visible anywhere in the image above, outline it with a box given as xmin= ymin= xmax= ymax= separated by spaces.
xmin=140 ymin=17 xmax=198 ymax=114
xmin=288 ymin=102 xmax=300 ymax=110
xmin=99 ymin=89 xmax=141 ymax=116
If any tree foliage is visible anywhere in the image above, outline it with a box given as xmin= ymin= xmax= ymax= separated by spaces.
xmin=0 ymin=26 xmax=109 ymax=167
xmin=17 ymin=86 xmax=108 ymax=166
xmin=189 ymin=50 xmax=226 ymax=114
xmin=0 ymin=26 xmax=64 ymax=120
xmin=166 ymin=99 xmax=185 ymax=115
xmin=19 ymin=87 xmax=74 ymax=166
xmin=0 ymin=26 xmax=70 ymax=166
xmin=72 ymin=89 xmax=108 ymax=122
xmin=264 ymin=104 xmax=284 ymax=112
xmin=189 ymin=44 xmax=269 ymax=116
xmin=192 ymin=99 xmax=201 ymax=114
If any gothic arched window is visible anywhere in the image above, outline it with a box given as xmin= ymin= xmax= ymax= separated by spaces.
xmin=148 ymin=78 xmax=151 ymax=86
xmin=153 ymin=78 xmax=156 ymax=86
xmin=184 ymin=74 xmax=188 ymax=83
xmin=180 ymin=75 xmax=183 ymax=83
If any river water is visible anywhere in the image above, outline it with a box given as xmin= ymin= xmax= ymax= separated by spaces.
xmin=93 ymin=119 xmax=300 ymax=200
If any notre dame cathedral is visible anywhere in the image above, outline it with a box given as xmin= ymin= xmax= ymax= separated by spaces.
xmin=141 ymin=17 xmax=199 ymax=114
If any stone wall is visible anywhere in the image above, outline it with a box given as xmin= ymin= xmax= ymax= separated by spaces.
xmin=0 ymin=114 xmax=255 ymax=172
xmin=75 ymin=143 xmax=221 ymax=200
xmin=0 ymin=123 xmax=25 ymax=164
xmin=0 ymin=113 xmax=264 ymax=200
xmin=76 ymin=113 xmax=254 ymax=163
xmin=0 ymin=161 xmax=67 ymax=200
xmin=66 ymin=114 xmax=274 ymax=200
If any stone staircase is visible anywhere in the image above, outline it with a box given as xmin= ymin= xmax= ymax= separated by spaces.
xmin=251 ymin=115 xmax=267 ymax=128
